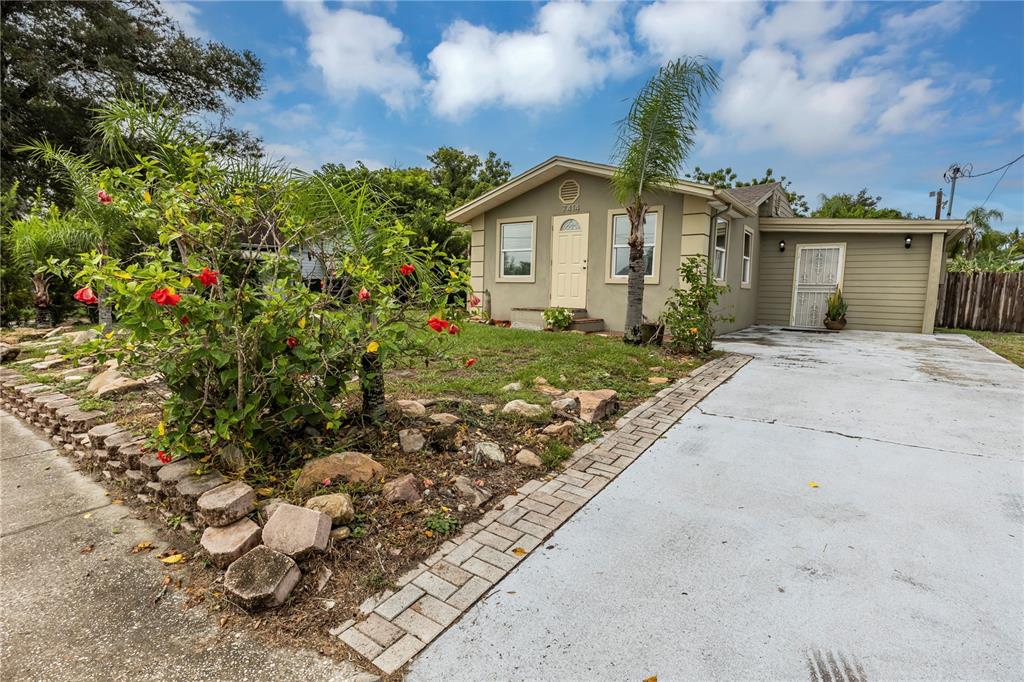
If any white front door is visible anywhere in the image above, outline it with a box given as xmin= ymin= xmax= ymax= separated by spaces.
xmin=550 ymin=213 xmax=589 ymax=309
xmin=790 ymin=244 xmax=845 ymax=328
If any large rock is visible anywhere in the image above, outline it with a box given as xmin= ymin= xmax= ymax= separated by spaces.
xmin=550 ymin=397 xmax=578 ymax=412
xmin=395 ymin=400 xmax=426 ymax=418
xmin=501 ymin=400 xmax=546 ymax=418
xmin=0 ymin=343 xmax=20 ymax=363
xmin=201 ymin=518 xmax=262 ymax=569
xmin=30 ymin=357 xmax=66 ymax=371
xmin=87 ymin=368 xmax=123 ymax=395
xmin=452 ymin=475 xmax=492 ymax=508
xmin=568 ymin=389 xmax=618 ymax=423
xmin=96 ymin=375 xmax=146 ymax=398
xmin=474 ymin=441 xmax=505 ymax=466
xmin=86 ymin=422 xmax=125 ymax=448
xmin=197 ymin=480 xmax=256 ymax=527
xmin=303 ymin=493 xmax=354 ymax=525
xmin=65 ymin=329 xmax=100 ymax=346
xmin=382 ymin=473 xmax=421 ymax=503
xmin=399 ymin=428 xmax=425 ymax=453
xmin=542 ymin=421 xmax=576 ymax=443
xmin=429 ymin=413 xmax=460 ymax=426
xmin=224 ymin=545 xmax=301 ymax=609
xmin=535 ymin=384 xmax=564 ymax=397
xmin=296 ymin=452 xmax=384 ymax=491
xmin=262 ymin=503 xmax=331 ymax=558
xmin=515 ymin=448 xmax=544 ymax=467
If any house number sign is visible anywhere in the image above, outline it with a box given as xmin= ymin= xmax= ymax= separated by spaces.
xmin=562 ymin=203 xmax=580 ymax=214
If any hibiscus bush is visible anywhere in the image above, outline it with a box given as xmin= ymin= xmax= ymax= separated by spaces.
xmin=662 ymin=256 xmax=731 ymax=355
xmin=60 ymin=100 xmax=470 ymax=464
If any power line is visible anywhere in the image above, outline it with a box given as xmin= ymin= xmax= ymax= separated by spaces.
xmin=978 ymin=162 xmax=1012 ymax=211
xmin=964 ymin=152 xmax=1024 ymax=178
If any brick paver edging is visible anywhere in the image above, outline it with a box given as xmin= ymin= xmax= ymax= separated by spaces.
xmin=333 ymin=353 xmax=751 ymax=674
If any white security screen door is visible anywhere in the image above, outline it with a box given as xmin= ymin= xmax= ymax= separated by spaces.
xmin=550 ymin=213 xmax=589 ymax=309
xmin=791 ymin=244 xmax=845 ymax=327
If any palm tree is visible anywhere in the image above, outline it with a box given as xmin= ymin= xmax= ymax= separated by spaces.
xmin=10 ymin=207 xmax=90 ymax=327
xmin=611 ymin=58 xmax=719 ymax=343
xmin=962 ymin=206 xmax=1005 ymax=258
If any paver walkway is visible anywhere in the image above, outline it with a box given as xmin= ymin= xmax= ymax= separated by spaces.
xmin=0 ymin=410 xmax=373 ymax=682
xmin=408 ymin=328 xmax=1024 ymax=681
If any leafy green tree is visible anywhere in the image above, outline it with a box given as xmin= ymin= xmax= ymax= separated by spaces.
xmin=611 ymin=58 xmax=719 ymax=344
xmin=684 ymin=166 xmax=809 ymax=215
xmin=811 ymin=189 xmax=915 ymax=219
xmin=1 ymin=0 xmax=263 ymax=207
xmin=0 ymin=183 xmax=33 ymax=324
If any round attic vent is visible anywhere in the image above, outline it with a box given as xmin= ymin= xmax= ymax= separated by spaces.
xmin=558 ymin=179 xmax=580 ymax=204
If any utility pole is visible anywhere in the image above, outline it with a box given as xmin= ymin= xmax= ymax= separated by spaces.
xmin=943 ymin=163 xmax=971 ymax=218
xmin=928 ymin=189 xmax=943 ymax=220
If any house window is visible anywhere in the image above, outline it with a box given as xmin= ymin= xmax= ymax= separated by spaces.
xmin=713 ymin=218 xmax=729 ymax=281
xmin=610 ymin=210 xmax=658 ymax=281
xmin=499 ymin=219 xmax=535 ymax=279
xmin=741 ymin=228 xmax=753 ymax=287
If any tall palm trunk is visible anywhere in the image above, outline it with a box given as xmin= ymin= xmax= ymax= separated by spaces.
xmin=623 ymin=202 xmax=647 ymax=344
xmin=31 ymin=274 xmax=52 ymax=328
xmin=360 ymin=351 xmax=386 ymax=421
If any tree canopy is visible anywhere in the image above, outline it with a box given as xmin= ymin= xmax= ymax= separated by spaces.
xmin=1 ymin=0 xmax=264 ymax=206
xmin=811 ymin=189 xmax=916 ymax=219
xmin=684 ymin=166 xmax=809 ymax=215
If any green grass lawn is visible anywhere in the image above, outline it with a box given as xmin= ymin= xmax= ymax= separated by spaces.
xmin=939 ymin=328 xmax=1024 ymax=367
xmin=388 ymin=322 xmax=708 ymax=408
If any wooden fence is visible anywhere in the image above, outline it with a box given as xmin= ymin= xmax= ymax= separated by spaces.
xmin=936 ymin=271 xmax=1024 ymax=332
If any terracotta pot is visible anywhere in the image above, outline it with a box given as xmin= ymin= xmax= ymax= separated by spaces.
xmin=823 ymin=317 xmax=847 ymax=331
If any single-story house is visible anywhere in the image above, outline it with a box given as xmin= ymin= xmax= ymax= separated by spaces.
xmin=447 ymin=156 xmax=967 ymax=334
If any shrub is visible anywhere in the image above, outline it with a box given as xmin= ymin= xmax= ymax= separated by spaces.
xmin=826 ymin=289 xmax=848 ymax=321
xmin=542 ymin=306 xmax=574 ymax=331
xmin=662 ymin=256 xmax=730 ymax=355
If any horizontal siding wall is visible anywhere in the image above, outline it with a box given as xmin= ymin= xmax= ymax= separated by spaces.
xmin=757 ymin=232 xmax=932 ymax=333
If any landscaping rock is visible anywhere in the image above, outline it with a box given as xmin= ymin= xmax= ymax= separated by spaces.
xmin=262 ymin=503 xmax=331 ymax=558
xmin=550 ymin=397 xmax=578 ymax=412
xmin=0 ymin=343 xmax=20 ymax=363
xmin=398 ymin=428 xmax=425 ymax=453
xmin=533 ymin=376 xmax=549 ymax=385
xmin=259 ymin=498 xmax=287 ymax=524
xmin=382 ymin=473 xmax=421 ymax=503
xmin=474 ymin=441 xmax=505 ymax=466
xmin=304 ymin=493 xmax=354 ymax=525
xmin=515 ymin=448 xmax=544 ymax=467
xmin=429 ymin=413 xmax=460 ymax=426
xmin=648 ymin=376 xmax=670 ymax=384
xmin=175 ymin=471 xmax=228 ymax=508
xmin=535 ymin=384 xmax=564 ymax=397
xmin=395 ymin=400 xmax=427 ymax=418
xmin=31 ymin=357 xmax=66 ymax=371
xmin=500 ymin=382 xmax=522 ymax=391
xmin=224 ymin=545 xmax=301 ymax=609
xmin=296 ymin=452 xmax=385 ymax=491
xmin=568 ymin=389 xmax=619 ymax=423
xmin=138 ymin=450 xmax=168 ymax=480
xmin=501 ymin=399 xmax=546 ymax=418
xmin=542 ymin=421 xmax=576 ymax=442
xmin=330 ymin=526 xmax=351 ymax=542
xmin=220 ymin=444 xmax=247 ymax=471
xmin=86 ymin=422 xmax=124 ymax=447
xmin=87 ymin=368 xmax=123 ymax=395
xmin=201 ymin=518 xmax=262 ymax=569
xmin=96 ymin=375 xmax=146 ymax=398
xmin=197 ymin=481 xmax=257 ymax=527
xmin=480 ymin=403 xmax=497 ymax=415
xmin=452 ymin=475 xmax=492 ymax=508
xmin=428 ymin=423 xmax=462 ymax=451
xmin=65 ymin=329 xmax=99 ymax=346
xmin=44 ymin=326 xmax=71 ymax=338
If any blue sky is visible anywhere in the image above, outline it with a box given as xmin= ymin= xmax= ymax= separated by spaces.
xmin=167 ymin=1 xmax=1024 ymax=227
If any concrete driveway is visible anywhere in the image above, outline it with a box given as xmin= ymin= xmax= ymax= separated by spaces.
xmin=409 ymin=328 xmax=1023 ymax=681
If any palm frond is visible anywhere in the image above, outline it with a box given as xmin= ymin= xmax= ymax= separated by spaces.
xmin=16 ymin=140 xmax=103 ymax=205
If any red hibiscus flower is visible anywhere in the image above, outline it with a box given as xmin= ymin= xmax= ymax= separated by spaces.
xmin=96 ymin=190 xmax=112 ymax=205
xmin=73 ymin=286 xmax=98 ymax=305
xmin=468 ymin=294 xmax=481 ymax=307
xmin=321 ymin=477 xmax=332 ymax=487
xmin=150 ymin=288 xmax=181 ymax=306
xmin=157 ymin=450 xmax=171 ymax=464
xmin=286 ymin=336 xmax=298 ymax=348
xmin=448 ymin=324 xmax=460 ymax=335
xmin=399 ymin=263 xmax=415 ymax=276
xmin=427 ymin=316 xmax=450 ymax=332
xmin=357 ymin=287 xmax=370 ymax=301
xmin=465 ymin=358 xmax=476 ymax=367
xmin=179 ymin=315 xmax=189 ymax=325
xmin=198 ymin=267 xmax=219 ymax=287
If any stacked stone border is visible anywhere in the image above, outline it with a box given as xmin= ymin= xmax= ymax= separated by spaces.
xmin=331 ymin=353 xmax=751 ymax=674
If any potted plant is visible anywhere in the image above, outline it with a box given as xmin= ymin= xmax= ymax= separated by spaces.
xmin=824 ymin=289 xmax=848 ymax=330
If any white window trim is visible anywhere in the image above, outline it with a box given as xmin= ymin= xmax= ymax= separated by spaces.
xmin=713 ymin=218 xmax=729 ymax=283
xmin=495 ymin=216 xmax=537 ymax=283
xmin=741 ymin=226 xmax=754 ymax=289
xmin=605 ymin=205 xmax=663 ymax=285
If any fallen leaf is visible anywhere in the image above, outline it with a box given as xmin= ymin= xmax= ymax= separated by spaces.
xmin=511 ymin=547 xmax=527 ymax=556
xmin=256 ymin=487 xmax=274 ymax=497
xmin=111 ymin=498 xmax=124 ymax=505
xmin=423 ymin=530 xmax=433 ymax=538
xmin=198 ymin=455 xmax=211 ymax=463
xmin=132 ymin=541 xmax=154 ymax=554
xmin=219 ymin=616 xmax=229 ymax=627
xmin=648 ymin=377 xmax=670 ymax=384
xmin=82 ymin=512 xmax=92 ymax=519
xmin=80 ymin=545 xmax=94 ymax=554
xmin=807 ymin=481 xmax=820 ymax=488
xmin=160 ymin=553 xmax=186 ymax=564
xmin=643 ymin=676 xmax=658 ymax=682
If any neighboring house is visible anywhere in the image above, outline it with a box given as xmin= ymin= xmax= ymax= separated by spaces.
xmin=447 ymin=156 xmax=966 ymax=334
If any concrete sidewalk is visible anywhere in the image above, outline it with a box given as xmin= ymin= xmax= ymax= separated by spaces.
xmin=0 ymin=410 xmax=371 ymax=682
xmin=408 ymin=328 xmax=1024 ymax=681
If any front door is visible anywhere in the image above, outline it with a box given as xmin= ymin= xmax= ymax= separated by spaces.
xmin=550 ymin=213 xmax=589 ymax=309
xmin=790 ymin=244 xmax=845 ymax=328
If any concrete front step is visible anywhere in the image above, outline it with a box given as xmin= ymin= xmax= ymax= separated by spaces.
xmin=510 ymin=307 xmax=603 ymax=333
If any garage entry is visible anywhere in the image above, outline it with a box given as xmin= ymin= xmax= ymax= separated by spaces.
xmin=754 ymin=219 xmax=964 ymax=334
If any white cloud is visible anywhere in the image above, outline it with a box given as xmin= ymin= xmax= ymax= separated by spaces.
xmin=635 ymin=1 xmax=764 ymax=62
xmin=428 ymin=1 xmax=636 ymax=119
xmin=287 ymin=1 xmax=421 ymax=110
xmin=160 ymin=1 xmax=210 ymax=40
xmin=878 ymin=78 xmax=948 ymax=133
xmin=882 ymin=1 xmax=972 ymax=34
xmin=714 ymin=48 xmax=881 ymax=155
xmin=756 ymin=1 xmax=853 ymax=47
xmin=268 ymin=103 xmax=318 ymax=130
xmin=966 ymin=78 xmax=993 ymax=94
xmin=263 ymin=128 xmax=384 ymax=171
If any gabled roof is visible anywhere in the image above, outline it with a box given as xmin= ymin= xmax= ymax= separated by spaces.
xmin=446 ymin=156 xmax=721 ymax=224
xmin=725 ymin=182 xmax=781 ymax=208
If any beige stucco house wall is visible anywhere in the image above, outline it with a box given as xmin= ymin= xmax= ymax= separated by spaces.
xmin=451 ymin=157 xmax=964 ymax=336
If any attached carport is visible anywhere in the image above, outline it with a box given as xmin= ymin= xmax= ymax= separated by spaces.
xmin=756 ymin=218 xmax=967 ymax=333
